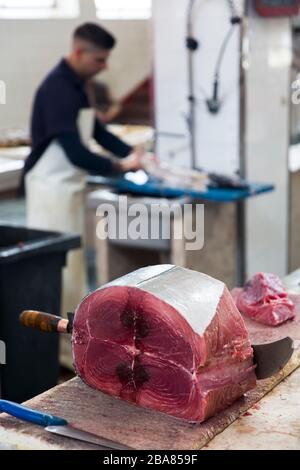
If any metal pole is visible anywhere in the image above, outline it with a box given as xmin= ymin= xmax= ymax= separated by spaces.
xmin=237 ymin=1 xmax=247 ymax=285
xmin=186 ymin=0 xmax=198 ymax=170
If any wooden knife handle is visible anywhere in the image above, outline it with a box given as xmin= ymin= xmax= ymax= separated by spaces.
xmin=19 ymin=310 xmax=70 ymax=334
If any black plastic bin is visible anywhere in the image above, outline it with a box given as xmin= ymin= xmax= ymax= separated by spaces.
xmin=0 ymin=225 xmax=81 ymax=403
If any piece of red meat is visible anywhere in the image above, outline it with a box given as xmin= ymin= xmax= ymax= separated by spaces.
xmin=72 ymin=265 xmax=256 ymax=423
xmin=236 ymin=272 xmax=295 ymax=326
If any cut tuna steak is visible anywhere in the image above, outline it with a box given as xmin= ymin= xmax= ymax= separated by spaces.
xmin=236 ymin=272 xmax=295 ymax=326
xmin=72 ymin=265 xmax=256 ymax=422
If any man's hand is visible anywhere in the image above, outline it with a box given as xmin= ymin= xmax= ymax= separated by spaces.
xmin=118 ymin=146 xmax=146 ymax=173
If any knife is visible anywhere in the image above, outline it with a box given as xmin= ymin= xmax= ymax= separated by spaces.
xmin=0 ymin=400 xmax=132 ymax=450
xmin=20 ymin=310 xmax=295 ymax=381
xmin=19 ymin=310 xmax=74 ymax=335
xmin=252 ymin=336 xmax=294 ymax=380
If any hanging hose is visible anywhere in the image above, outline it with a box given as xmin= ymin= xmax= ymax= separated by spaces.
xmin=185 ymin=0 xmax=242 ymax=168
xmin=207 ymin=0 xmax=241 ymax=114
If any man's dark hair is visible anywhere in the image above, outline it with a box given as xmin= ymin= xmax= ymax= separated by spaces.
xmin=74 ymin=23 xmax=116 ymax=50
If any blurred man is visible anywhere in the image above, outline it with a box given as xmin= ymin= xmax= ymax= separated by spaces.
xmin=22 ymin=24 xmax=145 ymax=363
xmin=22 ymin=23 xmax=143 ymax=188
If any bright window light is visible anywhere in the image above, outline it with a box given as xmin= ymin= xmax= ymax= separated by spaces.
xmin=0 ymin=0 xmax=55 ymax=8
xmin=95 ymin=0 xmax=152 ymax=20
xmin=0 ymin=0 xmax=79 ymax=18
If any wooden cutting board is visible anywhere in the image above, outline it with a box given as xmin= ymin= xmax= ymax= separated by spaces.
xmin=204 ymin=366 xmax=300 ymax=450
xmin=1 ymin=289 xmax=300 ymax=450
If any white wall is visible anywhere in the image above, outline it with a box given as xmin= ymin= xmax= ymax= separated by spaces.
xmin=245 ymin=4 xmax=292 ymax=278
xmin=152 ymin=0 xmax=291 ymax=278
xmin=0 ymin=0 xmax=151 ymax=129
xmin=153 ymin=0 xmax=243 ymax=175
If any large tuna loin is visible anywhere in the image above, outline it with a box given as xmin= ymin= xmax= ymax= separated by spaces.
xmin=236 ymin=272 xmax=295 ymax=326
xmin=72 ymin=266 xmax=256 ymax=422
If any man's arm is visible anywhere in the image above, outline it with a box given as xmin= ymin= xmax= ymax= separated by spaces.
xmin=58 ymin=132 xmax=144 ymax=175
xmin=93 ymin=119 xmax=132 ymax=158
xmin=58 ymin=132 xmax=118 ymax=175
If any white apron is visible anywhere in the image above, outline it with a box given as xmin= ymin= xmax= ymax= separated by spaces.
xmin=26 ymin=109 xmax=95 ymax=368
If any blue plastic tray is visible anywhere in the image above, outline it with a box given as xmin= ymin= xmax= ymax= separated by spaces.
xmin=88 ymin=175 xmax=274 ymax=203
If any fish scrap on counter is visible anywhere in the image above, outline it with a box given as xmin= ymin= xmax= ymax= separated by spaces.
xmin=235 ymin=273 xmax=295 ymax=326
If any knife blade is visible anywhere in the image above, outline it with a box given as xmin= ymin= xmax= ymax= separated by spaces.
xmin=252 ymin=337 xmax=294 ymax=380
xmin=0 ymin=400 xmax=132 ymax=450
xmin=45 ymin=424 xmax=131 ymax=450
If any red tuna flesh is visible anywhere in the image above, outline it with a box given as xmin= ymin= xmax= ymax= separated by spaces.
xmin=237 ymin=272 xmax=295 ymax=326
xmin=72 ymin=265 xmax=256 ymax=422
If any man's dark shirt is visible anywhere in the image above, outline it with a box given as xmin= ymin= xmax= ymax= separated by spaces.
xmin=21 ymin=59 xmax=132 ymax=192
